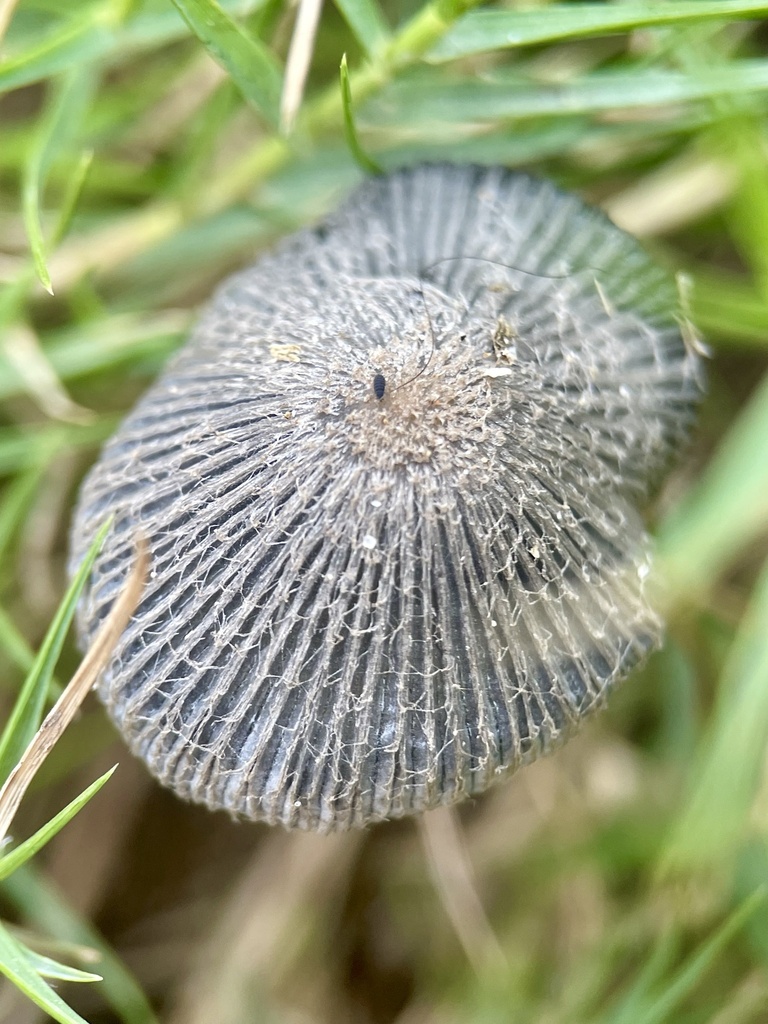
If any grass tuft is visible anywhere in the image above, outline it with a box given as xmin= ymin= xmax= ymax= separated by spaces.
xmin=1 ymin=1 xmax=767 ymax=1021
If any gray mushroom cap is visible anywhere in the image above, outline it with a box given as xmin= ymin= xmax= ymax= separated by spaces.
xmin=70 ymin=164 xmax=702 ymax=831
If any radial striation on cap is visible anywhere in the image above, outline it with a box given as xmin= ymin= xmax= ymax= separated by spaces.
xmin=70 ymin=164 xmax=703 ymax=831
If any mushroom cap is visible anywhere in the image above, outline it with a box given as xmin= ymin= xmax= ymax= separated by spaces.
xmin=70 ymin=164 xmax=702 ymax=831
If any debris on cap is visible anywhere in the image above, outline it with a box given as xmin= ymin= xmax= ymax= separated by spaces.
xmin=70 ymin=164 xmax=703 ymax=831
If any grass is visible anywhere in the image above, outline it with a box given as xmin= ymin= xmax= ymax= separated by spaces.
xmin=1 ymin=0 xmax=768 ymax=1021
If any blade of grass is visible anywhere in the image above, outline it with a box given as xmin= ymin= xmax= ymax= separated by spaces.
xmin=692 ymin=271 xmax=768 ymax=347
xmin=0 ymin=920 xmax=91 ymax=1024
xmin=8 ymin=930 xmax=101 ymax=971
xmin=0 ymin=311 xmax=188 ymax=403
xmin=280 ymin=0 xmax=324 ymax=133
xmin=660 ymin=557 xmax=768 ymax=872
xmin=2 ymin=323 xmax=95 ymax=424
xmin=657 ymin=370 xmax=768 ymax=602
xmin=333 ymin=0 xmax=390 ymax=57
xmin=0 ymin=536 xmax=147 ymax=846
xmin=0 ymin=583 xmax=136 ymax=1024
xmin=0 ymin=419 xmax=116 ymax=477
xmin=52 ymin=149 xmax=94 ymax=248
xmin=0 ymin=11 xmax=110 ymax=95
xmin=2 ymin=864 xmax=158 ymax=1024
xmin=23 ymin=949 xmax=101 ymax=984
xmin=0 ymin=767 xmax=116 ymax=881
xmin=0 ymin=606 xmax=35 ymax=677
xmin=0 ymin=517 xmax=112 ymax=784
xmin=637 ymin=890 xmax=766 ymax=1024
xmin=22 ymin=66 xmax=94 ymax=293
xmin=364 ymin=61 xmax=768 ymax=128
xmin=21 ymin=0 xmax=487 ymax=278
xmin=430 ymin=1 xmax=768 ymax=61
xmin=340 ymin=54 xmax=381 ymax=174
xmin=170 ymin=0 xmax=282 ymax=126
xmin=605 ymin=932 xmax=680 ymax=1024
xmin=0 ymin=0 xmax=21 ymax=44
xmin=0 ymin=0 xmax=266 ymax=94
xmin=0 ymin=468 xmax=44 ymax=566
xmin=0 ymin=267 xmax=35 ymax=332
xmin=201 ymin=0 xmax=486 ymax=213
xmin=723 ymin=119 xmax=768 ymax=301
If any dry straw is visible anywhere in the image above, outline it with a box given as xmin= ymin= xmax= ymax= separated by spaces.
xmin=70 ymin=164 xmax=702 ymax=831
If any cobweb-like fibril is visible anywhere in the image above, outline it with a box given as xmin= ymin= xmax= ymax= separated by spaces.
xmin=70 ymin=164 xmax=702 ymax=831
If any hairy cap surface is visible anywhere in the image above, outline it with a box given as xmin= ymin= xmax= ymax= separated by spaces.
xmin=70 ymin=164 xmax=702 ymax=830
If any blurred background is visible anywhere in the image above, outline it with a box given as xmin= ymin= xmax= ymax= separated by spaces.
xmin=1 ymin=1 xmax=768 ymax=1022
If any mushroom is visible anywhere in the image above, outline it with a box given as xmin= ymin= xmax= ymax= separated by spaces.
xmin=70 ymin=164 xmax=702 ymax=831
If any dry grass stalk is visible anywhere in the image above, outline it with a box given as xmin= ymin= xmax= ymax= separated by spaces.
xmin=0 ymin=537 xmax=148 ymax=847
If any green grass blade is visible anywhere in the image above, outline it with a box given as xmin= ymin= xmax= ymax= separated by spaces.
xmin=0 ymin=518 xmax=111 ymax=784
xmin=0 ymin=270 xmax=34 ymax=338
xmin=22 ymin=207 xmax=52 ymax=294
xmin=2 ymin=865 xmax=159 ymax=1024
xmin=723 ymin=119 xmax=768 ymax=301
xmin=637 ymin=890 xmax=767 ymax=1024
xmin=0 ymin=606 xmax=35 ymax=677
xmin=23 ymin=948 xmax=102 ymax=984
xmin=170 ymin=0 xmax=282 ymax=125
xmin=0 ymin=1 xmax=266 ymax=95
xmin=657 ymin=370 xmax=768 ymax=602
xmin=0 ymin=469 xmax=44 ymax=567
xmin=333 ymin=0 xmax=391 ymax=57
xmin=431 ymin=1 xmax=768 ymax=61
xmin=0 ymin=419 xmax=115 ymax=477
xmin=340 ymin=54 xmax=381 ymax=174
xmin=606 ymin=933 xmax=680 ymax=1024
xmin=0 ymin=427 xmax=64 ymax=477
xmin=22 ymin=67 xmax=94 ymax=293
xmin=0 ymin=919 xmax=91 ymax=1024
xmin=0 ymin=13 xmax=110 ymax=95
xmin=366 ymin=62 xmax=768 ymax=127
xmin=52 ymin=149 xmax=94 ymax=247
xmin=661 ymin=558 xmax=768 ymax=871
xmin=0 ymin=312 xmax=188 ymax=403
xmin=0 ymin=767 xmax=116 ymax=882
xmin=692 ymin=271 xmax=768 ymax=347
